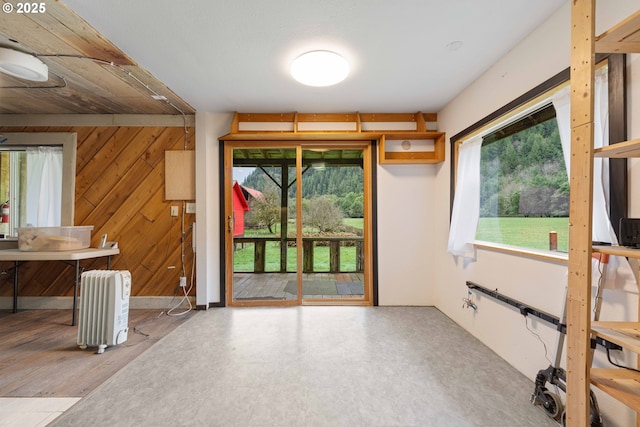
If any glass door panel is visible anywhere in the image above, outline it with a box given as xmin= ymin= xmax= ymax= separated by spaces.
xmin=300 ymin=147 xmax=365 ymax=301
xmin=230 ymin=146 xmax=298 ymax=304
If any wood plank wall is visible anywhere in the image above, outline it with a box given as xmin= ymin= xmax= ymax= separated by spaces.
xmin=0 ymin=125 xmax=195 ymax=298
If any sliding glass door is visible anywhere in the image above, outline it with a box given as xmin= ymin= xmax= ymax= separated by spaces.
xmin=225 ymin=141 xmax=371 ymax=306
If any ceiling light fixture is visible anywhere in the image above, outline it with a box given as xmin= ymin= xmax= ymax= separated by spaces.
xmin=0 ymin=47 xmax=48 ymax=82
xmin=291 ymin=50 xmax=349 ymax=87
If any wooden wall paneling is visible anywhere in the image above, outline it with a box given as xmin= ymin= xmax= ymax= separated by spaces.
xmin=81 ymin=130 xmax=159 ymax=208
xmin=143 ymin=128 xmax=193 ymax=168
xmin=88 ymin=164 xmax=162 ymax=239
xmin=75 ymin=127 xmax=143 ymax=196
xmin=0 ymin=124 xmax=195 ymax=299
xmin=135 ymin=188 xmax=194 ymax=295
xmin=82 ymin=159 xmax=155 ymax=232
xmin=76 ymin=127 xmax=119 ymax=170
xmin=138 ymin=222 xmax=187 ymax=295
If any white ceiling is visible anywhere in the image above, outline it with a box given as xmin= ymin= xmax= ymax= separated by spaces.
xmin=61 ymin=0 xmax=565 ymax=114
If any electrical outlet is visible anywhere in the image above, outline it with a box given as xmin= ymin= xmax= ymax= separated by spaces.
xmin=179 ymin=276 xmax=187 ymax=287
xmin=186 ymin=202 xmax=196 ymax=214
xmin=170 ymin=206 xmax=179 ymax=217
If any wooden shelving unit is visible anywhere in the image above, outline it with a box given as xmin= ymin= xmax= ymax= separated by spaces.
xmin=378 ymin=132 xmax=445 ymax=164
xmin=594 ymin=245 xmax=640 ymax=258
xmin=595 ymin=10 xmax=640 ymax=53
xmin=568 ymin=4 xmax=640 ymax=426
xmin=594 ymin=138 xmax=640 ymax=158
xmin=223 ymin=112 xmax=446 ymax=165
xmin=590 ymin=369 xmax=640 ymax=412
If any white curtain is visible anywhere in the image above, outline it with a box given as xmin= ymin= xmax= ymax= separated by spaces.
xmin=447 ymin=136 xmax=483 ymax=259
xmin=552 ymin=67 xmax=637 ymax=292
xmin=26 ymin=146 xmax=63 ymax=227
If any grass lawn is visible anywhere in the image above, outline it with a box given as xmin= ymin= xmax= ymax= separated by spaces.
xmin=476 ymin=217 xmax=568 ymax=252
xmin=233 ymin=242 xmax=357 ymax=272
xmin=343 ymin=218 xmax=364 ymax=229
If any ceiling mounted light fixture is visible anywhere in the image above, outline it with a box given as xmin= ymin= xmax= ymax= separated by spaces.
xmin=0 ymin=47 xmax=48 ymax=82
xmin=291 ymin=50 xmax=349 ymax=87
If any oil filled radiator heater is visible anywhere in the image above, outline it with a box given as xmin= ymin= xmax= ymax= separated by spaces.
xmin=77 ymin=270 xmax=131 ymax=354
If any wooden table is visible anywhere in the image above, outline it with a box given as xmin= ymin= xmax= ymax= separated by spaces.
xmin=0 ymin=247 xmax=120 ymax=325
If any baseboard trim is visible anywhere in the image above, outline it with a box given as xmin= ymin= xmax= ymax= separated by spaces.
xmin=0 ymin=296 xmax=195 ymax=310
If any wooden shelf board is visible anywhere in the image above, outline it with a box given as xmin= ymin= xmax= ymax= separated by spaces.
xmin=592 ymin=322 xmax=640 ymax=353
xmin=596 ymin=10 xmax=640 ymax=53
xmin=593 ymin=245 xmax=640 ymax=259
xmin=590 ymin=368 xmax=640 ymax=412
xmin=378 ymin=132 xmax=445 ymax=164
xmin=594 ymin=138 xmax=640 ymax=158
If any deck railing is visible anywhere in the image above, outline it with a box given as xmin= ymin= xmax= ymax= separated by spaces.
xmin=234 ymin=236 xmax=364 ymax=273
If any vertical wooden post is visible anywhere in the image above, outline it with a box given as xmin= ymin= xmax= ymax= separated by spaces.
xmin=330 ymin=240 xmax=340 ymax=272
xmin=254 ymin=240 xmax=265 ymax=273
xmin=356 ymin=240 xmax=364 ymax=272
xmin=303 ymin=240 xmax=313 ymax=273
xmin=566 ymin=1 xmax=595 ymax=426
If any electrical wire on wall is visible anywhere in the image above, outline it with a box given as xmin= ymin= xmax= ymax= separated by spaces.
xmin=165 ymin=107 xmax=194 ymax=317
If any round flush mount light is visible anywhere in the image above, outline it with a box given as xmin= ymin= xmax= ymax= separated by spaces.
xmin=291 ymin=50 xmax=349 ymax=87
xmin=0 ymin=47 xmax=48 ymax=82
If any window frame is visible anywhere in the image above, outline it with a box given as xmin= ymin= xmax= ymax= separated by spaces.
xmin=0 ymin=132 xmax=77 ymax=229
xmin=450 ymin=54 xmax=627 ymax=256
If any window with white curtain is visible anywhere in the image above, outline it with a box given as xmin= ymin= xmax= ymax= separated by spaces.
xmin=449 ymin=57 xmax=627 ymax=260
xmin=476 ymin=104 xmax=568 ymax=252
xmin=0 ymin=147 xmax=63 ymax=235
xmin=0 ymin=133 xmax=76 ymax=237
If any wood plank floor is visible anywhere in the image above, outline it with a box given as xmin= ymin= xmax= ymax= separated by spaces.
xmin=0 ymin=309 xmax=195 ymax=397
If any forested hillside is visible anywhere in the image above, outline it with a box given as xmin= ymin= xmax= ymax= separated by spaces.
xmin=242 ymin=166 xmax=363 ymax=198
xmin=480 ymin=117 xmax=568 ymax=217
xmin=241 ymin=166 xmax=364 ymax=218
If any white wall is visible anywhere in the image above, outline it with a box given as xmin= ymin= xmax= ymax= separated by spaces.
xmin=195 ymin=112 xmax=230 ymax=306
xmin=434 ymin=2 xmax=640 ymax=426
xmin=376 ymin=163 xmax=440 ymax=305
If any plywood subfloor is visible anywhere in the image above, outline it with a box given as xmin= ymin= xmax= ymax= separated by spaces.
xmin=0 ymin=309 xmax=195 ymax=397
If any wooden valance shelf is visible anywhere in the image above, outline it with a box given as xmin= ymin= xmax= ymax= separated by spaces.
xmin=222 ymin=112 xmax=446 ymax=164
xmin=229 ymin=111 xmax=438 ymax=134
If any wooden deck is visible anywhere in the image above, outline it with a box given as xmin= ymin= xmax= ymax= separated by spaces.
xmin=233 ymin=272 xmax=365 ymax=301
